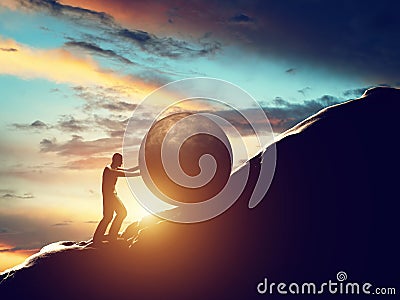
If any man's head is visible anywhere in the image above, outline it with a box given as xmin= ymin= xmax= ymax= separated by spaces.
xmin=112 ymin=152 xmax=123 ymax=167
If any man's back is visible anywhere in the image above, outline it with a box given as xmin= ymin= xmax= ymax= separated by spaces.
xmin=102 ymin=166 xmax=118 ymax=195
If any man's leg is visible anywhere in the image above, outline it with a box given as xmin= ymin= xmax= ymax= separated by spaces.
xmin=93 ymin=197 xmax=114 ymax=243
xmin=108 ymin=195 xmax=127 ymax=240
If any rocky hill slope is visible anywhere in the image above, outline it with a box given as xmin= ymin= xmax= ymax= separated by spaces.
xmin=1 ymin=87 xmax=399 ymax=299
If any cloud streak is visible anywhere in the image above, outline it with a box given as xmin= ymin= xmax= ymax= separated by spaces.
xmin=213 ymin=93 xmax=345 ymax=135
xmin=12 ymin=117 xmax=87 ymax=133
xmin=0 ymin=47 xmax=18 ymax=52
xmin=263 ymin=95 xmax=343 ymax=133
xmin=74 ymin=86 xmax=138 ymax=113
xmin=229 ymin=13 xmax=255 ymax=24
xmin=1 ymin=192 xmax=34 ymax=200
xmin=65 ymin=40 xmax=134 ymax=64
xmin=51 ymin=221 xmax=73 ymax=226
xmin=4 ymin=0 xmax=222 ymax=60
xmin=117 ymin=28 xmax=221 ymax=58
xmin=65 ymin=157 xmax=110 ymax=170
xmin=57 ymin=115 xmax=88 ymax=133
xmin=57 ymin=0 xmax=400 ymax=83
xmin=39 ymin=134 xmax=128 ymax=157
xmin=0 ymin=36 xmax=153 ymax=95
xmin=10 ymin=103 xmax=135 ymax=141
xmin=2 ymin=0 xmax=115 ymax=28
xmin=12 ymin=120 xmax=49 ymax=131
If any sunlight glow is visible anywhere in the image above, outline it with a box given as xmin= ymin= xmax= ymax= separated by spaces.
xmin=0 ymin=248 xmax=37 ymax=273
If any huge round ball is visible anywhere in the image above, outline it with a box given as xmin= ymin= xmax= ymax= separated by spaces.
xmin=140 ymin=113 xmax=232 ymax=204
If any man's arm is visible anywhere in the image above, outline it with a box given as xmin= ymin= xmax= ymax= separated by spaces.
xmin=109 ymin=168 xmax=140 ymax=177
xmin=117 ymin=166 xmax=139 ymax=172
xmin=124 ymin=171 xmax=140 ymax=177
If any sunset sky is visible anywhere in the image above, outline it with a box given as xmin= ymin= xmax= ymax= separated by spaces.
xmin=1 ymin=0 xmax=399 ymax=271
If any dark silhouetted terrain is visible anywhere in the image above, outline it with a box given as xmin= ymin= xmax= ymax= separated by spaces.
xmin=1 ymin=87 xmax=399 ymax=299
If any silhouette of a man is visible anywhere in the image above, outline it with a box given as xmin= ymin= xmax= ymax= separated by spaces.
xmin=93 ymin=153 xmax=140 ymax=243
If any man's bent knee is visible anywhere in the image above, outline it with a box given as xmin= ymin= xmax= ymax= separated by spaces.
xmin=117 ymin=208 xmax=127 ymax=219
xmin=102 ymin=213 xmax=113 ymax=224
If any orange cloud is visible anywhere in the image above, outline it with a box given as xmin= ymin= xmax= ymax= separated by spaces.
xmin=2 ymin=0 xmax=211 ymax=37
xmin=60 ymin=0 xmax=174 ymax=33
xmin=0 ymin=36 xmax=154 ymax=96
xmin=59 ymin=0 xmax=221 ymax=39
xmin=66 ymin=157 xmax=110 ymax=170
xmin=0 ymin=0 xmax=20 ymax=11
